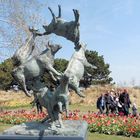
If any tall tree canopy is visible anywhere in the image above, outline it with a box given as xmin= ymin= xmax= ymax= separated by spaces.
xmin=85 ymin=50 xmax=113 ymax=84
xmin=0 ymin=58 xmax=14 ymax=90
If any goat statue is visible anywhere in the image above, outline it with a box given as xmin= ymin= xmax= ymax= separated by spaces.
xmin=64 ymin=42 xmax=97 ymax=97
xmin=43 ymin=5 xmax=80 ymax=45
xmin=12 ymin=27 xmax=42 ymax=66
xmin=12 ymin=40 xmax=62 ymax=97
xmin=30 ymin=74 xmax=70 ymax=129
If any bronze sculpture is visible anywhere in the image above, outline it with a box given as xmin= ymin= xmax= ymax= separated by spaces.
xmin=43 ymin=5 xmax=80 ymax=45
xmin=12 ymin=5 xmax=96 ymax=130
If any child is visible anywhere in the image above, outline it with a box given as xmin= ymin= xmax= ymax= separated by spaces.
xmin=132 ymin=103 xmax=137 ymax=117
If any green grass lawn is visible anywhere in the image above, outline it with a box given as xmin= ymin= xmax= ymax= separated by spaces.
xmin=70 ymin=104 xmax=140 ymax=115
xmin=69 ymin=104 xmax=97 ymax=112
xmin=88 ymin=132 xmax=140 ymax=140
xmin=2 ymin=102 xmax=139 ymax=114
xmin=0 ymin=104 xmax=32 ymax=110
xmin=0 ymin=123 xmax=13 ymax=133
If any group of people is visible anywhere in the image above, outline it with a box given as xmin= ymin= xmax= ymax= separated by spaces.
xmin=31 ymin=86 xmax=137 ymax=116
xmin=97 ymin=88 xmax=137 ymax=116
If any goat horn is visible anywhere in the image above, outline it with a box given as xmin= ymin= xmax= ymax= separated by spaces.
xmin=58 ymin=5 xmax=61 ymax=18
xmin=29 ymin=26 xmax=31 ymax=31
xmin=48 ymin=7 xmax=56 ymax=21
xmin=48 ymin=41 xmax=50 ymax=47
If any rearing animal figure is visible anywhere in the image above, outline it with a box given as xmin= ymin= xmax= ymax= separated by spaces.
xmin=31 ymin=74 xmax=70 ymax=129
xmin=43 ymin=5 xmax=80 ymax=45
xmin=64 ymin=42 xmax=97 ymax=97
xmin=12 ymin=41 xmax=62 ymax=97
xmin=12 ymin=27 xmax=42 ymax=66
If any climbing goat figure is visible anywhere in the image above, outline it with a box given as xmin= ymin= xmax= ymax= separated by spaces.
xmin=12 ymin=27 xmax=42 ymax=66
xmin=43 ymin=5 xmax=80 ymax=45
xmin=12 ymin=42 xmax=62 ymax=97
xmin=31 ymin=75 xmax=70 ymax=128
xmin=64 ymin=42 xmax=97 ymax=97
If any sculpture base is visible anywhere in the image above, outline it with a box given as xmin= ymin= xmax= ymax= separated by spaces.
xmin=0 ymin=120 xmax=88 ymax=140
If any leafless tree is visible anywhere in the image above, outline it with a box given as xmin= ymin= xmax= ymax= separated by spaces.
xmin=0 ymin=0 xmax=48 ymax=62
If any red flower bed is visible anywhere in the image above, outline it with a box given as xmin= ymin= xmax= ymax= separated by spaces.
xmin=0 ymin=109 xmax=140 ymax=138
xmin=0 ymin=109 xmax=46 ymax=124
xmin=64 ymin=110 xmax=140 ymax=138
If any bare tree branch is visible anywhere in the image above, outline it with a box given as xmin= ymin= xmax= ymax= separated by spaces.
xmin=0 ymin=1 xmax=49 ymax=62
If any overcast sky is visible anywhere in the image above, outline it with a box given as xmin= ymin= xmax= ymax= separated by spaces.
xmin=41 ymin=0 xmax=140 ymax=86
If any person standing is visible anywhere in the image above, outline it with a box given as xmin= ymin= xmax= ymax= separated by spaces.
xmin=30 ymin=97 xmax=43 ymax=114
xmin=109 ymin=89 xmax=117 ymax=114
xmin=132 ymin=103 xmax=137 ymax=117
xmin=96 ymin=93 xmax=106 ymax=114
xmin=36 ymin=99 xmax=43 ymax=114
xmin=119 ymin=89 xmax=131 ymax=116
xmin=104 ymin=91 xmax=112 ymax=115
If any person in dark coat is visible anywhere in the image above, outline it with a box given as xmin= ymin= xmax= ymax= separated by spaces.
xmin=30 ymin=98 xmax=43 ymax=114
xmin=104 ymin=91 xmax=112 ymax=115
xmin=104 ymin=90 xmax=117 ymax=115
xmin=119 ymin=89 xmax=131 ymax=116
xmin=109 ymin=89 xmax=118 ymax=114
xmin=96 ymin=93 xmax=106 ymax=114
xmin=36 ymin=99 xmax=43 ymax=114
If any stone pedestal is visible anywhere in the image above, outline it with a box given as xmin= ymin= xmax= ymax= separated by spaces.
xmin=0 ymin=120 xmax=88 ymax=140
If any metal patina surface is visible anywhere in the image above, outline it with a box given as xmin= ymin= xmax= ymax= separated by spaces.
xmin=5 ymin=5 xmax=95 ymax=136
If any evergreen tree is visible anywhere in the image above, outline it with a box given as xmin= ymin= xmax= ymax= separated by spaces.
xmin=0 ymin=50 xmax=113 ymax=90
xmin=54 ymin=58 xmax=68 ymax=73
xmin=0 ymin=58 xmax=14 ymax=90
xmin=85 ymin=50 xmax=113 ymax=84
